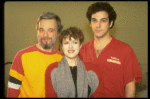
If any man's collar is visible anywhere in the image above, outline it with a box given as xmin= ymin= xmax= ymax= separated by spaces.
xmin=88 ymin=35 xmax=115 ymax=47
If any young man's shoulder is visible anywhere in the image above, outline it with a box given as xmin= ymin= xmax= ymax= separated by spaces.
xmin=82 ymin=37 xmax=131 ymax=48
xmin=113 ymin=37 xmax=132 ymax=50
xmin=83 ymin=39 xmax=93 ymax=47
xmin=80 ymin=39 xmax=93 ymax=51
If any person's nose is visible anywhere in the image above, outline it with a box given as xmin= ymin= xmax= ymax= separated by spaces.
xmin=69 ymin=42 xmax=73 ymax=49
xmin=43 ymin=31 xmax=49 ymax=37
xmin=96 ymin=21 xmax=101 ymax=28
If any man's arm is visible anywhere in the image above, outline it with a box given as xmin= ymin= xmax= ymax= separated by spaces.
xmin=7 ymin=52 xmax=24 ymax=98
xmin=123 ymin=47 xmax=142 ymax=98
xmin=125 ymin=79 xmax=135 ymax=98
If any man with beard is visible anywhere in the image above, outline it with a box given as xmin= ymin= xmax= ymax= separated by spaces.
xmin=7 ymin=12 xmax=63 ymax=98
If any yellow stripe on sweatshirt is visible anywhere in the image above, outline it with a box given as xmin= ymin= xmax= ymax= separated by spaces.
xmin=9 ymin=69 xmax=24 ymax=81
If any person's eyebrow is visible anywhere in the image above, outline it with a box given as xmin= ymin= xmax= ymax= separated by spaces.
xmin=91 ymin=18 xmax=108 ymax=21
xmin=101 ymin=18 xmax=108 ymax=20
xmin=91 ymin=18 xmax=97 ymax=20
xmin=39 ymin=27 xmax=44 ymax=30
xmin=48 ymin=28 xmax=55 ymax=31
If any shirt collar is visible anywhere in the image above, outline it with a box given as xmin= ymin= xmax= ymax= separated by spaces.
xmin=88 ymin=35 xmax=115 ymax=48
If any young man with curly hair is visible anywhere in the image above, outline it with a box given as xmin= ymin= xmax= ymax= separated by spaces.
xmin=79 ymin=2 xmax=142 ymax=98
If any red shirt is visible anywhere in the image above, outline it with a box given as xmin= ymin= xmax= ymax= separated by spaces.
xmin=79 ymin=35 xmax=142 ymax=98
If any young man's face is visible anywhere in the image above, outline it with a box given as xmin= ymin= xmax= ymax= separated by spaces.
xmin=90 ymin=11 xmax=113 ymax=38
xmin=37 ymin=19 xmax=58 ymax=49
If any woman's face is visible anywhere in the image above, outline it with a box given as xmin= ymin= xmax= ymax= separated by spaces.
xmin=62 ymin=36 xmax=82 ymax=59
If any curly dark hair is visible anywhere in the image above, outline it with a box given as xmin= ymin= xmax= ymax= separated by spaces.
xmin=59 ymin=27 xmax=84 ymax=45
xmin=86 ymin=2 xmax=117 ymax=28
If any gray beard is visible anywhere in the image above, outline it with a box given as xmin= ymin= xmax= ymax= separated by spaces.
xmin=40 ymin=37 xmax=56 ymax=49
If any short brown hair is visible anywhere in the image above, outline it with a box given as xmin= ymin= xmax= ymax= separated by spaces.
xmin=59 ymin=27 xmax=84 ymax=45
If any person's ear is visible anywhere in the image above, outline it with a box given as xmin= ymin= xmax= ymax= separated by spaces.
xmin=109 ymin=21 xmax=113 ymax=28
xmin=90 ymin=22 xmax=92 ymax=27
xmin=79 ymin=44 xmax=83 ymax=49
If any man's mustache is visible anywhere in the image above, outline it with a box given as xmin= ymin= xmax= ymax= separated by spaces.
xmin=41 ymin=37 xmax=52 ymax=40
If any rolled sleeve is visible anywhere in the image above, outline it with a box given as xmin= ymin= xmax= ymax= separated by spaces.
xmin=123 ymin=47 xmax=142 ymax=86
